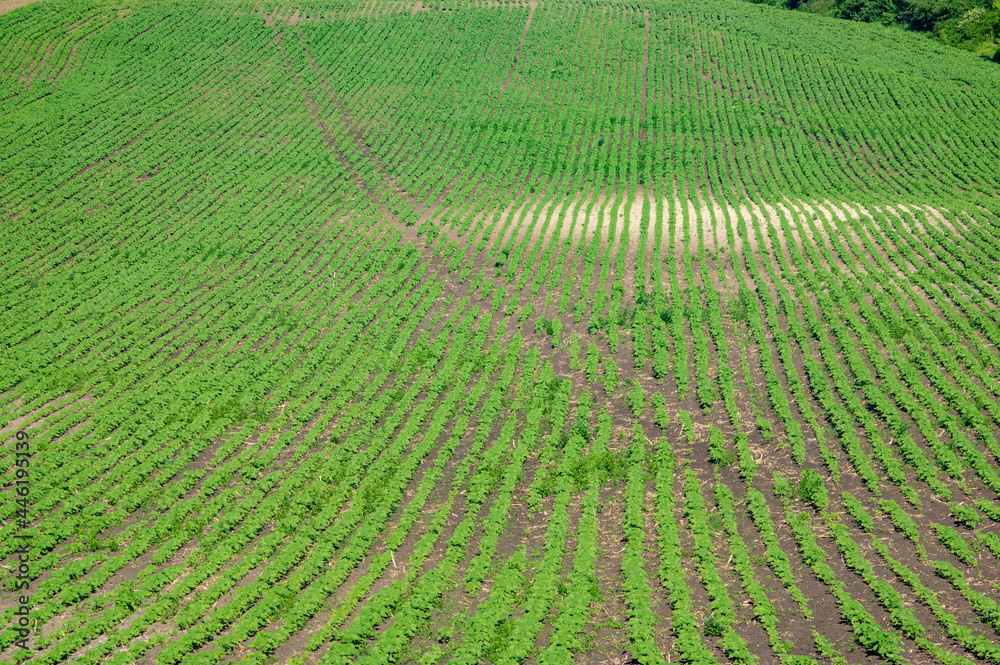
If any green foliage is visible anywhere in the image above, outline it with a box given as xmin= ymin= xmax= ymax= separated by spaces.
xmin=838 ymin=0 xmax=899 ymax=24
xmin=745 ymin=488 xmax=812 ymax=617
xmin=627 ymin=380 xmax=646 ymax=419
xmin=651 ymin=392 xmax=670 ymax=429
xmin=880 ymin=499 xmax=921 ymax=543
xmin=4 ymin=0 xmax=1000 ymax=658
xmin=704 ymin=612 xmax=725 ymax=637
xmin=798 ymin=469 xmax=829 ymax=513
xmin=84 ymin=529 xmax=102 ymax=552
xmin=682 ymin=468 xmax=757 ymax=662
xmin=948 ymin=502 xmax=982 ymax=528
xmin=678 ymin=410 xmax=695 ymax=445
xmin=934 ymin=524 xmax=977 ymax=566
xmin=602 ymin=357 xmax=619 ymax=395
xmin=709 ymin=426 xmax=736 ymax=467
xmin=935 ymin=4 xmax=1000 ymax=50
xmin=773 ymin=472 xmax=796 ymax=500
xmin=934 ymin=559 xmax=1000 ymax=631
xmin=813 ymin=632 xmax=848 ymax=665
xmin=529 ymin=312 xmax=546 ymax=339
xmin=568 ymin=333 xmax=581 ymax=370
xmin=766 ymin=0 xmax=1000 ymax=55
xmin=975 ymin=497 xmax=1000 ymax=522
xmin=117 ymin=581 xmax=141 ymax=612
xmin=755 ymin=415 xmax=774 ymax=441
xmin=585 ymin=342 xmax=600 ymax=383
xmin=495 ymin=247 xmax=510 ymax=267
xmin=568 ymin=449 xmax=630 ymax=490
xmin=735 ymin=434 xmax=756 ymax=483
xmin=899 ymin=0 xmax=978 ymax=30
xmin=842 ymin=492 xmax=874 ymax=532
xmin=524 ymin=306 xmax=540 ymax=333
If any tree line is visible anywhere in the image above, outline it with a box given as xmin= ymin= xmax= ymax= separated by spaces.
xmin=747 ymin=0 xmax=1000 ymax=61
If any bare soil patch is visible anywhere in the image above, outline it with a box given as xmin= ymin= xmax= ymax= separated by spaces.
xmin=0 ymin=0 xmax=44 ymax=16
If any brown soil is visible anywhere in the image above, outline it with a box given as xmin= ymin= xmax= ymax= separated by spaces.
xmin=0 ymin=0 xmax=43 ymax=16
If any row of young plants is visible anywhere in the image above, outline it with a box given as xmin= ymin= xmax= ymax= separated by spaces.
xmin=488 ymin=379 xmax=582 ymax=664
xmin=757 ymin=197 xmax=999 ymax=509
xmin=621 ymin=427 xmax=666 ymax=665
xmin=803 ymin=203 xmax=1000 ymax=496
xmin=4 ymin=0 xmax=1000 ymax=662
xmin=9 ymin=241 xmax=467 ymax=660
xmin=1 ymin=5 xmax=532 ymax=652
xmin=842 ymin=490 xmax=1000 ymax=664
xmin=208 ymin=319 xmax=507 ymax=663
xmin=290 ymin=0 xmax=984 ymax=434
xmin=0 ymin=210 xmax=420 ymax=568
xmin=801 ymin=199 xmax=1000 ymax=504
xmin=298 ymin=336 xmax=530 ymax=662
xmin=536 ymin=399 xmax=603 ymax=664
xmin=320 ymin=352 xmax=553 ymax=664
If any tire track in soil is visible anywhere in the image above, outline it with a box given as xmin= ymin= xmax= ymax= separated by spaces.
xmin=665 ymin=460 xmax=730 ymax=663
xmin=290 ymin=26 xmax=487 ymax=247
xmin=639 ymin=476 xmax=676 ymax=661
xmin=300 ymin=316 xmax=534 ymax=658
xmin=589 ymin=483 xmax=634 ymax=664
xmin=278 ymin=30 xmax=421 ymax=242
xmin=500 ymin=1 xmax=538 ymax=94
xmin=640 ymin=9 xmax=649 ymax=142
xmin=268 ymin=416 xmax=475 ymax=663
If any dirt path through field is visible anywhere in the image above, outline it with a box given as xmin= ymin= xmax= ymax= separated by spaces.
xmin=500 ymin=0 xmax=538 ymax=92
xmin=639 ymin=9 xmax=649 ymax=140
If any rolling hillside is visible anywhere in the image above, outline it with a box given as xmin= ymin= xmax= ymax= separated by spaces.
xmin=2 ymin=0 xmax=1000 ymax=663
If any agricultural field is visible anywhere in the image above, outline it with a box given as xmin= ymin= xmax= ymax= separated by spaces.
xmin=2 ymin=0 xmax=1000 ymax=662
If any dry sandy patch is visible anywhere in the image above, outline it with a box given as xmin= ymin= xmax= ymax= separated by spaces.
xmin=0 ymin=0 xmax=46 ymax=16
